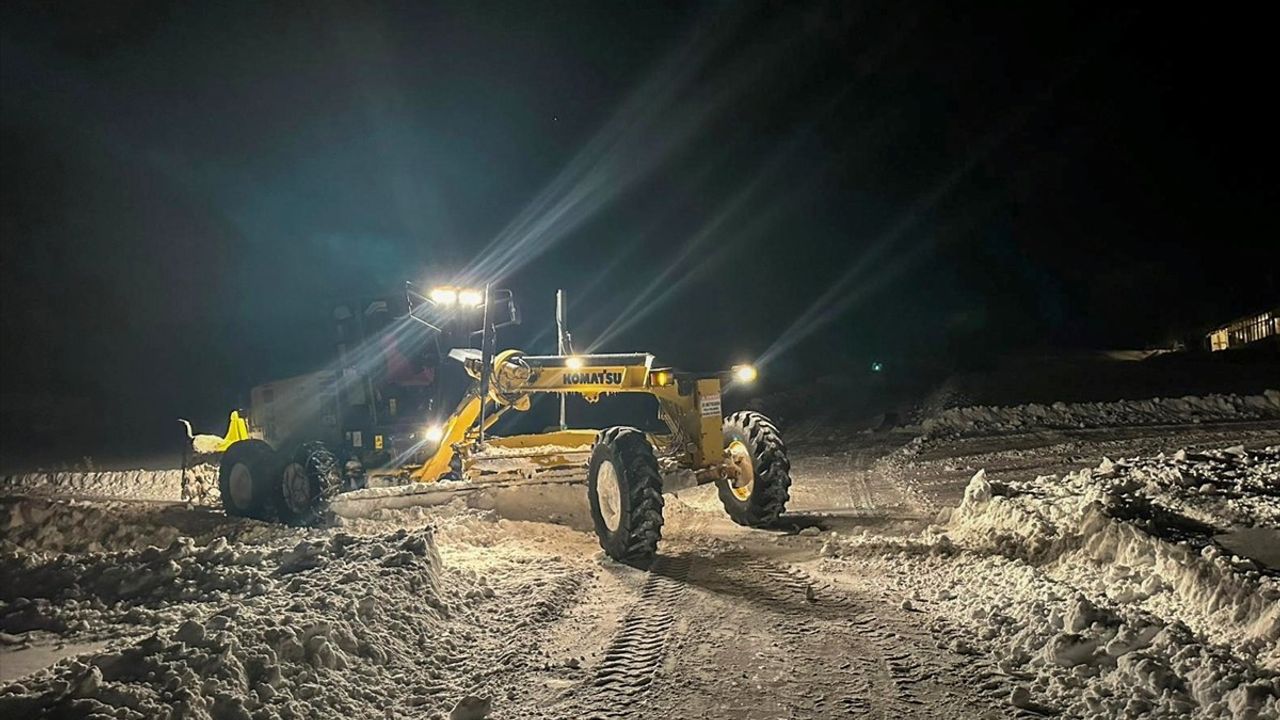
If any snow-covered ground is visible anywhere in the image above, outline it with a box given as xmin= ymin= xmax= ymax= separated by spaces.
xmin=0 ymin=464 xmax=220 ymax=505
xmin=809 ymin=445 xmax=1279 ymax=720
xmin=0 ymin=501 xmax=606 ymax=719
xmin=920 ymin=390 xmax=1280 ymax=437
xmin=2 ymin=390 xmax=1278 ymax=719
xmin=947 ymin=446 xmax=1279 ymax=657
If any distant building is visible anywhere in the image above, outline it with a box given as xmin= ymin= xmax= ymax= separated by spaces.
xmin=1206 ymin=307 xmax=1279 ymax=351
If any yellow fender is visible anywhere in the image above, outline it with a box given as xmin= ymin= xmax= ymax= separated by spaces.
xmin=215 ymin=410 xmax=252 ymax=452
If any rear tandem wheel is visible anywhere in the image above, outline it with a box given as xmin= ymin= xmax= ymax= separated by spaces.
xmin=219 ymin=440 xmax=342 ymax=525
xmin=218 ymin=439 xmax=280 ymax=520
xmin=278 ymin=441 xmax=343 ymax=526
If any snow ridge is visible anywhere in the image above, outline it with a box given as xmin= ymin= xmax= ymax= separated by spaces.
xmin=923 ymin=390 xmax=1280 ymax=437
xmin=943 ymin=445 xmax=1280 ymax=719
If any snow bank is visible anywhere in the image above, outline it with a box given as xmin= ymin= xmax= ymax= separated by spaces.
xmin=0 ymin=525 xmax=515 ymax=718
xmin=922 ymin=390 xmax=1280 ymax=437
xmin=815 ymin=438 xmax=1280 ymax=720
xmin=872 ymin=547 xmax=1280 ymax=720
xmin=0 ymin=499 xmax=595 ymax=719
xmin=947 ymin=445 xmax=1280 ymax=663
xmin=798 ymin=442 xmax=1280 ymax=718
xmin=0 ymin=500 xmax=183 ymax=555
xmin=0 ymin=465 xmax=220 ymax=504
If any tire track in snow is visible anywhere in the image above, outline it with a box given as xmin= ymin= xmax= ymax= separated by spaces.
xmin=704 ymin=550 xmax=1007 ymax=719
xmin=720 ymin=554 xmax=925 ymax=714
xmin=573 ymin=554 xmax=691 ymax=719
xmin=485 ymin=570 xmax=587 ymax=680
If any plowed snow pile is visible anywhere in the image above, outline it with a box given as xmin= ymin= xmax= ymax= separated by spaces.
xmin=0 ymin=465 xmax=220 ymax=504
xmin=1 ymin=527 xmax=454 ymax=719
xmin=814 ymin=443 xmax=1280 ymax=720
xmin=946 ymin=445 xmax=1280 ymax=654
xmin=922 ymin=390 xmax=1280 ymax=437
xmin=0 ymin=502 xmax=594 ymax=719
xmin=1 ymin=500 xmax=185 ymax=554
xmin=942 ymin=444 xmax=1280 ymax=718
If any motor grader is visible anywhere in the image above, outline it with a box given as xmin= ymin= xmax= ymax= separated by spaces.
xmin=214 ymin=287 xmax=792 ymax=563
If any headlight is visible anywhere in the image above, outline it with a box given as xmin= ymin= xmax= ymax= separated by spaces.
xmin=565 ymin=356 xmax=585 ymax=369
xmin=458 ymin=289 xmax=484 ymax=307
xmin=424 ymin=425 xmax=444 ymax=443
xmin=732 ymin=364 xmax=757 ymax=383
xmin=429 ymin=287 xmax=458 ymax=306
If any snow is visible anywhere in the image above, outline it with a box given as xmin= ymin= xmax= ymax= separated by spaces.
xmin=940 ymin=444 xmax=1280 ymax=718
xmin=2 ymin=388 xmax=1278 ymax=719
xmin=1 ymin=499 xmax=184 ymax=555
xmin=817 ymin=536 xmax=1278 ymax=719
xmin=804 ymin=441 xmax=1280 ymax=719
xmin=1 ymin=464 xmax=221 ymax=504
xmin=948 ymin=446 xmax=1280 ymax=660
xmin=1217 ymin=528 xmax=1280 ymax=569
xmin=0 ymin=493 xmax=603 ymax=719
xmin=921 ymin=390 xmax=1280 ymax=437
xmin=470 ymin=443 xmax=592 ymax=458
xmin=0 ymin=526 xmax=460 ymax=718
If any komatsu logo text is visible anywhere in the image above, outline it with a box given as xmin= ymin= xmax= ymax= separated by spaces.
xmin=561 ymin=369 xmax=624 ymax=386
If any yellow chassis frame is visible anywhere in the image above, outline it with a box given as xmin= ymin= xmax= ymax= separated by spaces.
xmin=411 ymin=350 xmax=727 ymax=484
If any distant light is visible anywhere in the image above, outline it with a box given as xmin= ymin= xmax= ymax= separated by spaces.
xmin=733 ymin=364 xmax=758 ymax=383
xmin=424 ymin=425 xmax=444 ymax=443
xmin=871 ymin=361 xmax=884 ymax=373
xmin=458 ymin=289 xmax=484 ymax=307
xmin=565 ymin=356 xmax=585 ymax=370
xmin=429 ymin=287 xmax=458 ymax=306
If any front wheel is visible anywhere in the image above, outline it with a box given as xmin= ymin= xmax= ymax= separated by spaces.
xmin=716 ymin=411 xmax=792 ymax=527
xmin=587 ymin=427 xmax=665 ymax=565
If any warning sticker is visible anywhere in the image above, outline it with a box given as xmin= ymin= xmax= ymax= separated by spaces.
xmin=699 ymin=393 xmax=722 ymax=417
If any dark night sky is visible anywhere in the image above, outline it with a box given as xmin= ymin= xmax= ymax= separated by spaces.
xmin=2 ymin=1 xmax=1277 ymax=459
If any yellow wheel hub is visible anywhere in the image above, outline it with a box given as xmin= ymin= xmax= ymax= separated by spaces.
xmin=726 ymin=440 xmax=755 ymax=501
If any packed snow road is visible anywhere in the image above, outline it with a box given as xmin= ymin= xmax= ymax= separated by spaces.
xmin=555 ymin=541 xmax=1009 ymax=719
xmin=2 ymin=418 xmax=1278 ymax=719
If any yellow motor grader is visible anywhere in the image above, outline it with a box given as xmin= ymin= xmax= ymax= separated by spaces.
xmin=215 ymin=287 xmax=792 ymax=563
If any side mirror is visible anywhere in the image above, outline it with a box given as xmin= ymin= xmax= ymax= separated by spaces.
xmin=504 ymin=296 xmax=521 ymax=327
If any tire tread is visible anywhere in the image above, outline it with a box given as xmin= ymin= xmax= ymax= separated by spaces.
xmin=589 ymin=426 xmax=664 ymax=564
xmin=718 ymin=411 xmax=792 ymax=527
